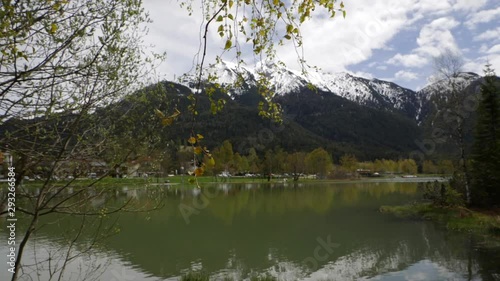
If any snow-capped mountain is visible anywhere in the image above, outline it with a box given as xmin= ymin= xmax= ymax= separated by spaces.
xmin=179 ymin=61 xmax=482 ymax=121
xmin=416 ymin=72 xmax=480 ymax=102
xmin=415 ymin=72 xmax=481 ymax=122
xmin=178 ymin=61 xmax=257 ymax=95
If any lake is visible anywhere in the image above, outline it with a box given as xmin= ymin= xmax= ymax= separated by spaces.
xmin=1 ymin=179 xmax=500 ymax=280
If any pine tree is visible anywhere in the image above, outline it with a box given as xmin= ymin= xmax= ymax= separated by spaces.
xmin=471 ymin=64 xmax=500 ymax=206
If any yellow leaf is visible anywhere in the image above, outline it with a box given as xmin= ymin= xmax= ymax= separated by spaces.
xmin=194 ymin=167 xmax=204 ymax=176
xmin=208 ymin=157 xmax=215 ymax=166
xmin=167 ymin=108 xmax=181 ymax=119
xmin=194 ymin=146 xmax=203 ymax=154
xmin=161 ymin=117 xmax=173 ymax=126
xmin=154 ymin=108 xmax=165 ymax=118
xmin=188 ymin=137 xmax=196 ymax=144
xmin=196 ymin=134 xmax=204 ymax=140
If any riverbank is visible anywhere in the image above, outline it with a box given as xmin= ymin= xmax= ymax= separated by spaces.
xmin=9 ymin=174 xmax=448 ymax=188
xmin=380 ymin=203 xmax=500 ymax=239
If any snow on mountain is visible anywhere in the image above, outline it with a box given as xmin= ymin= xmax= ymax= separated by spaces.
xmin=179 ymin=61 xmax=482 ymax=120
xmin=255 ymin=61 xmax=310 ymax=95
xmin=178 ymin=61 xmax=257 ymax=95
xmin=415 ymin=72 xmax=480 ymax=122
xmin=417 ymin=72 xmax=480 ymax=100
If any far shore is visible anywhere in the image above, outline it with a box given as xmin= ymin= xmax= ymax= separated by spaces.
xmin=2 ymin=174 xmax=450 ymax=188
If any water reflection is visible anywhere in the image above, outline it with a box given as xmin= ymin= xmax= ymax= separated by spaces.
xmin=1 ymin=181 xmax=499 ymax=281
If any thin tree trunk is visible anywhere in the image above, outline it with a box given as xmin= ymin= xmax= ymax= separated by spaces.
xmin=459 ymin=130 xmax=471 ymax=205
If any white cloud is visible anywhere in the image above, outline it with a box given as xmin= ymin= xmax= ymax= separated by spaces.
xmin=474 ymin=27 xmax=500 ymax=42
xmin=140 ymin=0 xmax=498 ymax=89
xmin=276 ymin=0 xmax=415 ymax=73
xmin=142 ymin=0 xmax=206 ymax=78
xmin=454 ymin=0 xmax=488 ymax=12
xmin=388 ymin=53 xmax=428 ymax=67
xmin=394 ymin=70 xmax=419 ymax=81
xmin=416 ymin=17 xmax=460 ymax=57
xmin=465 ymin=7 xmax=500 ymax=29
xmin=479 ymin=44 xmax=490 ymax=53
xmin=143 ymin=0 xmax=419 ymax=78
xmin=405 ymin=0 xmax=488 ymax=27
xmin=411 ymin=0 xmax=452 ymax=15
xmin=415 ymin=0 xmax=451 ymax=14
xmin=487 ymin=45 xmax=500 ymax=54
xmin=351 ymin=71 xmax=374 ymax=79
xmin=142 ymin=0 xmax=255 ymax=79
xmin=464 ymin=54 xmax=500 ymax=75
xmin=428 ymin=17 xmax=460 ymax=29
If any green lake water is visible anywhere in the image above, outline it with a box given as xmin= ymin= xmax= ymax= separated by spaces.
xmin=1 ymin=180 xmax=500 ymax=280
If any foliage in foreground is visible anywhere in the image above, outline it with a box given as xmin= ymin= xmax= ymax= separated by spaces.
xmin=380 ymin=203 xmax=500 ymax=236
xmin=421 ymin=180 xmax=465 ymax=207
xmin=471 ymin=65 xmax=500 ymax=207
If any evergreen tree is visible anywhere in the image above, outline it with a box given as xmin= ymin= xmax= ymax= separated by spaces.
xmin=471 ymin=64 xmax=500 ymax=206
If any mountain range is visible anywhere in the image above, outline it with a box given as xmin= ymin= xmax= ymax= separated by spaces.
xmin=144 ymin=61 xmax=485 ymax=161
xmin=2 ymin=61 xmax=486 ymax=163
xmin=179 ymin=61 xmax=481 ymax=122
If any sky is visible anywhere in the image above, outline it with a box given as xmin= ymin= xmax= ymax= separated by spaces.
xmin=142 ymin=0 xmax=500 ymax=91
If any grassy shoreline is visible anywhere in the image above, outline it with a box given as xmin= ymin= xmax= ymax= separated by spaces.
xmin=7 ymin=174 xmax=447 ymax=189
xmin=380 ymin=203 xmax=500 ymax=237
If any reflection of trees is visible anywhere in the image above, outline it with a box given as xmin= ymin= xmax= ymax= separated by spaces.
xmin=206 ymin=185 xmax=337 ymax=224
xmin=24 ymin=183 xmax=500 ymax=281
xmin=169 ymin=182 xmax=419 ymax=224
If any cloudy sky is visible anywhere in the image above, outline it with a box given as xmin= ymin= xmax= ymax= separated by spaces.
xmin=143 ymin=0 xmax=500 ymax=90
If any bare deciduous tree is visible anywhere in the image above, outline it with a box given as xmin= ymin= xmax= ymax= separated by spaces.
xmin=431 ymin=49 xmax=476 ymax=205
xmin=0 ymin=1 xmax=164 ymax=280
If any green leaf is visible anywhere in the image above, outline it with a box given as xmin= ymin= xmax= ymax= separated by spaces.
xmin=228 ymin=14 xmax=234 ymax=20
xmin=286 ymin=24 xmax=293 ymax=33
xmin=216 ymin=15 xmax=223 ymax=22
xmin=209 ymin=157 xmax=215 ymax=166
xmin=50 ymin=23 xmax=58 ymax=34
xmin=284 ymin=34 xmax=291 ymax=40
xmin=224 ymin=39 xmax=232 ymax=49
xmin=342 ymin=10 xmax=346 ymax=18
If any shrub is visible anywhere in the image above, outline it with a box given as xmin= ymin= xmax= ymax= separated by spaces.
xmin=421 ymin=180 xmax=464 ymax=207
